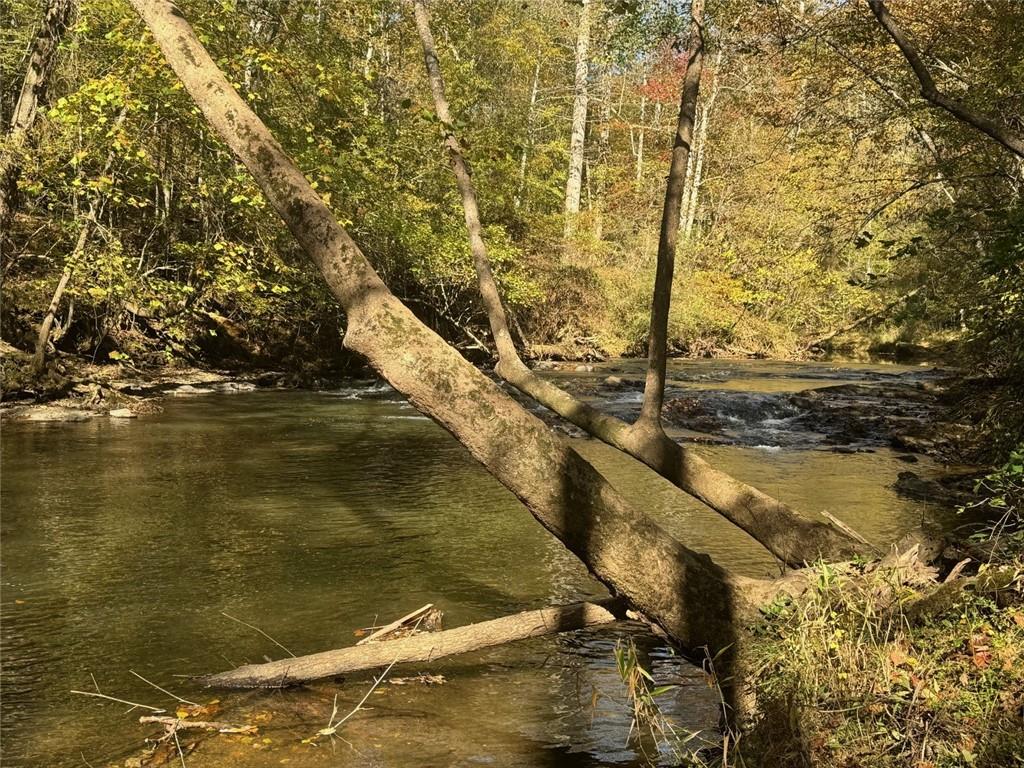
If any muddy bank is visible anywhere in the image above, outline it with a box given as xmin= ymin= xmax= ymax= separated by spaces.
xmin=0 ymin=343 xmax=375 ymax=423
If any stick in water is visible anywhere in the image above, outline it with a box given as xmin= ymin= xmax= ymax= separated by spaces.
xmin=221 ymin=611 xmax=296 ymax=658
xmin=70 ymin=690 xmax=165 ymax=713
xmin=130 ymin=670 xmax=200 ymax=708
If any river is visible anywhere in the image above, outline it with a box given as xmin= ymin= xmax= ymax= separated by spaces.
xmin=0 ymin=359 xmax=954 ymax=766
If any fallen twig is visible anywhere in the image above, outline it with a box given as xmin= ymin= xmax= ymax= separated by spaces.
xmin=309 ymin=658 xmax=399 ymax=743
xmin=221 ymin=611 xmax=296 ymax=658
xmin=70 ymin=689 xmax=165 ymax=713
xmin=130 ymin=670 xmax=200 ymax=707
xmin=139 ymin=715 xmax=257 ymax=735
xmin=357 ymin=603 xmax=436 ymax=645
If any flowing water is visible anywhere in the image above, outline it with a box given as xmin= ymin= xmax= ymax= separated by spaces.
xmin=1 ymin=359 xmax=956 ymax=767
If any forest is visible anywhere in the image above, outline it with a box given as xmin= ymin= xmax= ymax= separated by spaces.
xmin=1 ymin=0 xmax=1022 ymax=766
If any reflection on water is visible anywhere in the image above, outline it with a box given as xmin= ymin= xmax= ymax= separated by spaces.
xmin=1 ymin=359 xmax=952 ymax=766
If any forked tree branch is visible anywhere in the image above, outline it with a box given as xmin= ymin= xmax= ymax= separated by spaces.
xmin=866 ymin=0 xmax=1024 ymax=159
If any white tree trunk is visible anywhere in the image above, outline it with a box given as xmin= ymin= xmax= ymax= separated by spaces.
xmin=515 ymin=60 xmax=541 ymax=209
xmin=563 ymin=0 xmax=591 ymax=237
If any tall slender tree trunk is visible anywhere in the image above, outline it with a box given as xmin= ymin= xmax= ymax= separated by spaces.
xmin=563 ymin=0 xmax=591 ymax=238
xmin=633 ymin=0 xmax=704 ymax=433
xmin=0 ymin=0 xmax=75 ymax=247
xmin=635 ymin=87 xmax=646 ymax=181
xmin=593 ymin=71 xmax=611 ymax=241
xmin=515 ymin=60 xmax=540 ymax=210
xmin=410 ymin=0 xmax=867 ymax=568
xmin=411 ymin=0 xmax=518 ymax=361
xmin=682 ymin=50 xmax=721 ymax=240
xmin=32 ymin=109 xmax=126 ymax=374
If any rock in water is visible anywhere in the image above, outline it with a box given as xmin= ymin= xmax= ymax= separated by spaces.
xmin=108 ymin=408 xmax=136 ymax=418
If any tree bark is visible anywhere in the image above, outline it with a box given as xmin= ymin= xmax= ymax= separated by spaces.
xmin=203 ymin=599 xmax=626 ymax=688
xmin=635 ymin=87 xmax=646 ymax=181
xmin=593 ymin=70 xmax=612 ymax=241
xmin=682 ymin=50 xmax=721 ymax=240
xmin=410 ymin=0 xmax=866 ymax=568
xmin=563 ymin=0 xmax=591 ymax=237
xmin=411 ymin=0 xmax=520 ymax=363
xmin=32 ymin=223 xmax=88 ymax=374
xmin=866 ymin=0 xmax=1024 ymax=159
xmin=634 ymin=0 xmax=704 ymax=433
xmin=128 ymin=1 xmax=765 ymax=690
xmin=0 ymin=0 xmax=75 ymax=244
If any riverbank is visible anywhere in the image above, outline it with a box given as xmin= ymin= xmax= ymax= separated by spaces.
xmin=744 ymin=546 xmax=1024 ymax=767
xmin=0 ymin=343 xmax=978 ymax=469
xmin=0 ymin=341 xmax=373 ymax=422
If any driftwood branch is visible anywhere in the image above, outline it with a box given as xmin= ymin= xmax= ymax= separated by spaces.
xmin=357 ymin=603 xmax=438 ymax=645
xmin=202 ymin=598 xmax=626 ymax=689
xmin=866 ymin=0 xmax=1024 ymax=159
xmin=139 ymin=716 xmax=257 ymax=735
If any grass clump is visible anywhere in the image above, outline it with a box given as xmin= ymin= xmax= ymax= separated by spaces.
xmin=747 ymin=557 xmax=1024 ymax=768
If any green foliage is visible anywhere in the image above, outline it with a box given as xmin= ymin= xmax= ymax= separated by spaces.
xmin=961 ymin=444 xmax=1024 ymax=558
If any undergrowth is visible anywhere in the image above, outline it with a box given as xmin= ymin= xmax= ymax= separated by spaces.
xmin=747 ymin=560 xmax=1023 ymax=768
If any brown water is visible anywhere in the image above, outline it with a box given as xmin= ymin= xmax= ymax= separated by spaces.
xmin=0 ymin=359 xmax=954 ymax=766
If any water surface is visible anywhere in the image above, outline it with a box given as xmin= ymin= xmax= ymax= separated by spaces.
xmin=1 ymin=359 xmax=953 ymax=766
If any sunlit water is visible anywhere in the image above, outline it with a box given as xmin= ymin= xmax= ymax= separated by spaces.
xmin=1 ymin=359 xmax=954 ymax=766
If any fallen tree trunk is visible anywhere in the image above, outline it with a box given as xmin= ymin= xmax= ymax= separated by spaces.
xmin=203 ymin=599 xmax=626 ymax=688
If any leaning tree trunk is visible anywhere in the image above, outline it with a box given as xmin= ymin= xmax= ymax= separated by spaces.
xmin=32 ymin=109 xmax=127 ymax=374
xmin=563 ymin=0 xmax=590 ymax=237
xmin=411 ymin=0 xmax=867 ymax=567
xmin=32 ymin=221 xmax=88 ymax=374
xmin=0 ymin=0 xmax=75 ymax=246
xmin=127 ymin=2 xmax=773 ymax=715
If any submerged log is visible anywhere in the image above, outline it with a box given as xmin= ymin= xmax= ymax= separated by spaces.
xmin=203 ymin=599 xmax=626 ymax=689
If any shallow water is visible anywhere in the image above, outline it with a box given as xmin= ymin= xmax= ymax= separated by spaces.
xmin=1 ymin=359 xmax=954 ymax=766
